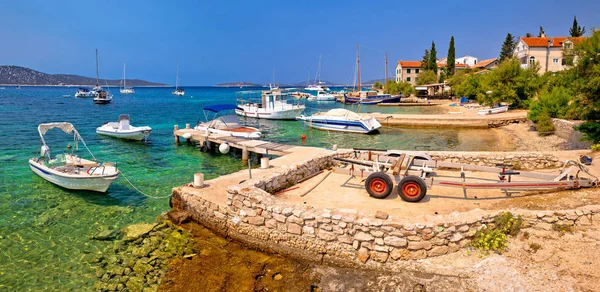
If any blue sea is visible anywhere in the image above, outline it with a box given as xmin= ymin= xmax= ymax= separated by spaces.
xmin=0 ymin=86 xmax=500 ymax=290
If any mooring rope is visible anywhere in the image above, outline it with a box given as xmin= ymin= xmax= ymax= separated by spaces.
xmin=119 ymin=170 xmax=172 ymax=199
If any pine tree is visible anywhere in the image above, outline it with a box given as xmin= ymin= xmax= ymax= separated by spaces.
xmin=429 ymin=41 xmax=438 ymax=74
xmin=447 ymin=36 xmax=456 ymax=76
xmin=569 ymin=16 xmax=586 ymax=37
xmin=499 ymin=33 xmax=515 ymax=62
xmin=421 ymin=49 xmax=430 ymax=70
xmin=538 ymin=26 xmax=545 ymax=37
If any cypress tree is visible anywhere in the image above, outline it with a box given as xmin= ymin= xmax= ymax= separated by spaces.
xmin=499 ymin=33 xmax=515 ymax=62
xmin=421 ymin=49 xmax=430 ymax=70
xmin=429 ymin=41 xmax=438 ymax=74
xmin=447 ymin=36 xmax=456 ymax=75
xmin=569 ymin=16 xmax=586 ymax=37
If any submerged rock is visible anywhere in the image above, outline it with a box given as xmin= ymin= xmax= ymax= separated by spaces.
xmin=122 ymin=223 xmax=157 ymax=241
xmin=92 ymin=228 xmax=120 ymax=241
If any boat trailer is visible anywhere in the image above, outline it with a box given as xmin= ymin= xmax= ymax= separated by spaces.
xmin=332 ymin=149 xmax=598 ymax=202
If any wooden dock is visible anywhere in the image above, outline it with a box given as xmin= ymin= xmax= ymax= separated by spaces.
xmin=174 ymin=126 xmax=296 ymax=157
xmin=377 ymin=102 xmax=440 ymax=107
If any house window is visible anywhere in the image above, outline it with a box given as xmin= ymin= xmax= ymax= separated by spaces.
xmin=415 ymin=69 xmax=420 ymax=74
xmin=474 ymin=60 xmax=477 ymax=64
xmin=529 ymin=56 xmax=536 ymax=65
xmin=407 ymin=69 xmax=411 ymax=74
xmin=406 ymin=77 xmax=411 ymax=82
xmin=553 ymin=58 xmax=559 ymax=64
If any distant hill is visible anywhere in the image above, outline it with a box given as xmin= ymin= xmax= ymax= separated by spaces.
xmin=214 ymin=81 xmax=262 ymax=87
xmin=0 ymin=65 xmax=165 ymax=86
xmin=362 ymin=79 xmax=389 ymax=85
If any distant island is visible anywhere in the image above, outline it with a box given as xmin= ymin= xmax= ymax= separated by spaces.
xmin=0 ymin=65 xmax=166 ymax=87
xmin=214 ymin=82 xmax=263 ymax=87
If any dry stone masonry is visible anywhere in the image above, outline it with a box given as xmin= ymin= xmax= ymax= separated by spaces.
xmin=428 ymin=151 xmax=562 ymax=169
xmin=170 ymin=149 xmax=598 ymax=267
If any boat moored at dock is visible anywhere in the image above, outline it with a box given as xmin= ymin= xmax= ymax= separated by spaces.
xmin=75 ymin=88 xmax=97 ymax=98
xmin=195 ymin=104 xmax=262 ymax=138
xmin=235 ymin=88 xmax=305 ymax=120
xmin=297 ymin=108 xmax=381 ymax=134
xmin=29 ymin=122 xmax=119 ymax=192
xmin=96 ymin=114 xmax=152 ymax=140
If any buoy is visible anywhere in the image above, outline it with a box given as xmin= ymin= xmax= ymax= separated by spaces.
xmin=219 ymin=142 xmax=230 ymax=154
xmin=301 ymin=134 xmax=307 ymax=140
xmin=182 ymin=133 xmax=192 ymax=139
xmin=193 ymin=173 xmax=204 ymax=188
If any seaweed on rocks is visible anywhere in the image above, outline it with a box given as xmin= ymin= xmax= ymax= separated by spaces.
xmin=90 ymin=216 xmax=195 ymax=291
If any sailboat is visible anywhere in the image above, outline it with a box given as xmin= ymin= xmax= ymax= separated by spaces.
xmin=120 ymin=63 xmax=135 ymax=94
xmin=304 ymin=55 xmax=329 ymax=91
xmin=172 ymin=61 xmax=184 ymax=96
xmin=343 ymin=45 xmax=399 ymax=104
xmin=92 ymin=49 xmax=113 ymax=104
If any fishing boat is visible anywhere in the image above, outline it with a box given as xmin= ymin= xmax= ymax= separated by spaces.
xmin=296 ymin=108 xmax=381 ymax=134
xmin=75 ymin=88 xmax=97 ymax=98
xmin=235 ymin=87 xmax=305 ymax=120
xmin=312 ymin=90 xmax=336 ymax=101
xmin=28 ymin=122 xmax=119 ymax=192
xmin=96 ymin=114 xmax=152 ymax=140
xmin=478 ymin=105 xmax=509 ymax=115
xmin=91 ymin=49 xmax=113 ymax=104
xmin=119 ymin=63 xmax=135 ymax=94
xmin=172 ymin=61 xmax=185 ymax=96
xmin=343 ymin=91 xmax=401 ymax=104
xmin=194 ymin=104 xmax=262 ymax=138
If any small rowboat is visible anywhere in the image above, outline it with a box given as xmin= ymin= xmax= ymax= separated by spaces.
xmin=478 ymin=105 xmax=508 ymax=115
xmin=96 ymin=114 xmax=152 ymax=141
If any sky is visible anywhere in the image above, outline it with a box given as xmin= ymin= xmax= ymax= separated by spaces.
xmin=0 ymin=0 xmax=598 ymax=85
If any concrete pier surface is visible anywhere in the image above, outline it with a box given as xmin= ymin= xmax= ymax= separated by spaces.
xmin=372 ymin=110 xmax=528 ymax=129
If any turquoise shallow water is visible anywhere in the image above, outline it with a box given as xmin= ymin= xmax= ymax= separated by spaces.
xmin=0 ymin=86 xmax=498 ymax=290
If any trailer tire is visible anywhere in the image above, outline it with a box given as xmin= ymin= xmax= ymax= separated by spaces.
xmin=365 ymin=172 xmax=393 ymax=199
xmin=398 ymin=176 xmax=427 ymax=202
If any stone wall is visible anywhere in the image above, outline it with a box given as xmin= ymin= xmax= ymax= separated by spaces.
xmin=427 ymin=151 xmax=562 ymax=169
xmin=487 ymin=117 xmax=528 ymax=128
xmin=172 ymin=185 xmax=600 ymax=267
xmin=552 ymin=118 xmax=592 ymax=150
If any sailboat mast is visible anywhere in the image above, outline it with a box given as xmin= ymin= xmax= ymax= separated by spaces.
xmin=95 ymin=49 xmax=99 ymax=86
xmin=123 ymin=63 xmax=126 ymax=88
xmin=385 ymin=52 xmax=388 ymax=93
xmin=175 ymin=61 xmax=179 ymax=90
xmin=357 ymin=44 xmax=361 ymax=92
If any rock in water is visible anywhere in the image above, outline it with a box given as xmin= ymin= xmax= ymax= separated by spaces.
xmin=121 ymin=223 xmax=157 ymax=241
xmin=92 ymin=229 xmax=120 ymax=241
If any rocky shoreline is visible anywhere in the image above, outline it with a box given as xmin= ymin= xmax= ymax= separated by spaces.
xmin=90 ymin=216 xmax=195 ymax=291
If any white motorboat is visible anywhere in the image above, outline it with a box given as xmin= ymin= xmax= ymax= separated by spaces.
xmin=297 ymin=108 xmax=381 ymax=134
xmin=312 ymin=90 xmax=336 ymax=101
xmin=75 ymin=88 xmax=97 ymax=98
xmin=194 ymin=104 xmax=262 ymax=138
xmin=172 ymin=61 xmax=185 ymax=96
xmin=235 ymin=87 xmax=305 ymax=120
xmin=28 ymin=122 xmax=119 ymax=192
xmin=97 ymin=114 xmax=152 ymax=140
xmin=120 ymin=63 xmax=135 ymax=94
xmin=304 ymin=55 xmax=330 ymax=91
xmin=478 ymin=105 xmax=508 ymax=115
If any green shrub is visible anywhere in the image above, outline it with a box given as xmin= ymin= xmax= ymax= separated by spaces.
xmin=529 ymin=242 xmax=542 ymax=252
xmin=494 ymin=212 xmax=523 ymax=236
xmin=576 ymin=121 xmax=600 ymax=144
xmin=534 ymin=111 xmax=556 ymax=136
xmin=591 ymin=144 xmax=600 ymax=151
xmin=471 ymin=212 xmax=522 ymax=254
xmin=552 ymin=223 xmax=575 ymax=233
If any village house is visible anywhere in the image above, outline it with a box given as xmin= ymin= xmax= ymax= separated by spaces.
xmin=395 ymin=61 xmax=470 ymax=86
xmin=439 ymin=55 xmax=479 ymax=66
xmin=472 ymin=58 xmax=499 ymax=70
xmin=513 ymin=36 xmax=584 ymax=74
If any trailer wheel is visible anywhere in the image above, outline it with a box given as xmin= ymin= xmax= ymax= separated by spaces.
xmin=365 ymin=172 xmax=393 ymax=199
xmin=398 ymin=176 xmax=427 ymax=202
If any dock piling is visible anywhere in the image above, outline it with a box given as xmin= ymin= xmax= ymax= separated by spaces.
xmin=193 ymin=173 xmax=205 ymax=188
xmin=174 ymin=125 xmax=179 ymax=144
xmin=261 ymin=157 xmax=270 ymax=169
xmin=185 ymin=123 xmax=190 ymax=129
xmin=242 ymin=146 xmax=249 ymax=165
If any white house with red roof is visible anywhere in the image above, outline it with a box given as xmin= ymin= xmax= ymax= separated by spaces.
xmin=513 ymin=36 xmax=584 ymax=74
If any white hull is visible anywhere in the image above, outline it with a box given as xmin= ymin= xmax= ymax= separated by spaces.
xmin=29 ymin=159 xmax=118 ymax=192
xmin=120 ymin=88 xmax=135 ymax=94
xmin=173 ymin=91 xmax=184 ymax=96
xmin=193 ymin=126 xmax=261 ymax=139
xmin=478 ymin=106 xmax=508 ymax=115
xmin=93 ymin=95 xmax=113 ymax=104
xmin=75 ymin=91 xmax=97 ymax=98
xmin=297 ymin=109 xmax=381 ymax=134
xmin=96 ymin=126 xmax=151 ymax=140
xmin=235 ymin=106 xmax=305 ymax=120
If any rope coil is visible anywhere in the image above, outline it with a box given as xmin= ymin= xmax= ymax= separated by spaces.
xmin=119 ymin=170 xmax=172 ymax=199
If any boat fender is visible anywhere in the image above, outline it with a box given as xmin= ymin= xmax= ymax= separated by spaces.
xmin=219 ymin=142 xmax=230 ymax=154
